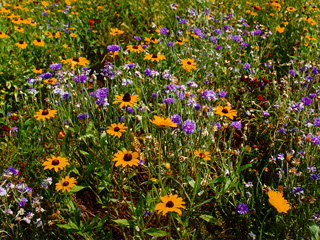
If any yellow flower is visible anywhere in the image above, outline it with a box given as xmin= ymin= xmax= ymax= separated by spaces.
xmin=70 ymin=33 xmax=78 ymax=37
xmin=61 ymin=57 xmax=89 ymax=69
xmin=275 ymin=26 xmax=285 ymax=33
xmin=0 ymin=32 xmax=10 ymax=39
xmin=267 ymin=190 xmax=291 ymax=213
xmin=43 ymin=156 xmax=69 ymax=172
xmin=144 ymin=53 xmax=166 ymax=62
xmin=43 ymin=78 xmax=58 ymax=85
xmin=286 ymin=7 xmax=296 ymax=12
xmin=194 ymin=149 xmax=211 ymax=161
xmin=56 ymin=176 xmax=77 ymax=192
xmin=113 ymin=149 xmax=140 ymax=167
xmin=149 ymin=115 xmax=177 ymax=128
xmin=16 ymin=40 xmax=28 ymax=49
xmin=126 ymin=45 xmax=144 ymax=53
xmin=155 ymin=194 xmax=186 ymax=215
xmin=34 ymin=109 xmax=57 ymax=120
xmin=144 ymin=37 xmax=159 ymax=44
xmin=106 ymin=123 xmax=127 ymax=138
xmin=33 ymin=39 xmax=45 ymax=47
xmin=213 ymin=106 xmax=237 ymax=119
xmin=113 ymin=93 xmax=139 ymax=108
xmin=109 ymin=28 xmax=124 ymax=36
xmin=180 ymin=58 xmax=197 ymax=72
xmin=32 ymin=67 xmax=42 ymax=74
xmin=14 ymin=26 xmax=24 ymax=32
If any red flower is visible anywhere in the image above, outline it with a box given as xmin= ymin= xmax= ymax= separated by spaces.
xmin=257 ymin=95 xmax=265 ymax=101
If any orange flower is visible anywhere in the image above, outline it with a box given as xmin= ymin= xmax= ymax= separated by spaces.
xmin=267 ymin=190 xmax=291 ymax=213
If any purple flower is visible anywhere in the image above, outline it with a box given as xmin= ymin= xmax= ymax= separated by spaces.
xmin=243 ymin=63 xmax=251 ymax=69
xmin=231 ymin=121 xmax=242 ymax=130
xmin=106 ymin=45 xmax=120 ymax=52
xmin=293 ymin=187 xmax=304 ymax=195
xmin=232 ymin=35 xmax=242 ymax=42
xmin=311 ymin=67 xmax=319 ymax=74
xmin=4 ymin=166 xmax=19 ymax=175
xmin=277 ymin=128 xmax=286 ymax=135
xmin=212 ymin=122 xmax=221 ymax=130
xmin=214 ymin=28 xmax=222 ymax=35
xmin=133 ymin=36 xmax=141 ymax=41
xmin=49 ymin=63 xmax=62 ymax=70
xmin=240 ymin=42 xmax=249 ymax=47
xmin=289 ymin=69 xmax=296 ymax=76
xmin=262 ymin=110 xmax=270 ymax=117
xmin=77 ymin=113 xmax=90 ymax=119
xmin=160 ymin=27 xmax=169 ymax=35
xmin=40 ymin=72 xmax=53 ymax=79
xmin=310 ymin=174 xmax=320 ymax=180
xmin=253 ymin=29 xmax=262 ymax=35
xmin=236 ymin=203 xmax=249 ymax=214
xmin=144 ymin=68 xmax=153 ymax=77
xmin=194 ymin=104 xmax=201 ymax=110
xmin=127 ymin=107 xmax=134 ymax=114
xmin=171 ymin=114 xmax=181 ymax=126
xmin=178 ymin=19 xmax=188 ymax=24
xmin=95 ymin=87 xmax=108 ymax=99
xmin=210 ymin=36 xmax=217 ymax=44
xmin=310 ymin=135 xmax=320 ymax=144
xmin=18 ymin=198 xmax=28 ymax=207
xmin=182 ymin=119 xmax=196 ymax=134
xmin=301 ymin=97 xmax=312 ymax=106
xmin=201 ymin=90 xmax=216 ymax=101
xmin=313 ymin=118 xmax=320 ymax=127
xmin=164 ymin=97 xmax=175 ymax=104
xmin=167 ymin=41 xmax=174 ymax=47
xmin=307 ymin=166 xmax=317 ymax=172
xmin=74 ymin=74 xmax=88 ymax=83
xmin=218 ymin=90 xmax=227 ymax=97
xmin=0 ymin=187 xmax=7 ymax=196
xmin=313 ymin=214 xmax=320 ymax=221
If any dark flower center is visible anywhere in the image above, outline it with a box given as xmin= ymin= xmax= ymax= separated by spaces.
xmin=199 ymin=153 xmax=206 ymax=158
xmin=42 ymin=109 xmax=49 ymax=115
xmin=152 ymin=54 xmax=158 ymax=58
xmin=133 ymin=45 xmax=139 ymax=49
xmin=36 ymin=39 xmax=41 ymax=42
xmin=222 ymin=108 xmax=229 ymax=114
xmin=150 ymin=37 xmax=155 ymax=41
xmin=36 ymin=67 xmax=41 ymax=70
xmin=72 ymin=57 xmax=79 ymax=62
xmin=114 ymin=127 xmax=120 ymax=132
xmin=123 ymin=154 xmax=132 ymax=161
xmin=166 ymin=201 xmax=174 ymax=208
xmin=51 ymin=159 xmax=60 ymax=165
xmin=19 ymin=40 xmax=24 ymax=44
xmin=187 ymin=61 xmax=191 ymax=65
xmin=122 ymin=93 xmax=131 ymax=102
xmin=62 ymin=181 xmax=69 ymax=186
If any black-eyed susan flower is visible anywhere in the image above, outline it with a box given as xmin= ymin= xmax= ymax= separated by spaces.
xmin=34 ymin=109 xmax=57 ymax=120
xmin=55 ymin=176 xmax=77 ymax=193
xmin=113 ymin=93 xmax=139 ymax=108
xmin=61 ymin=57 xmax=89 ymax=69
xmin=15 ymin=40 xmax=27 ymax=49
xmin=286 ymin=7 xmax=296 ymax=12
xmin=144 ymin=53 xmax=166 ymax=62
xmin=126 ymin=45 xmax=144 ymax=53
xmin=14 ymin=26 xmax=24 ymax=32
xmin=107 ymin=123 xmax=127 ymax=138
xmin=43 ymin=78 xmax=57 ymax=85
xmin=70 ymin=33 xmax=78 ymax=37
xmin=144 ymin=37 xmax=159 ymax=44
xmin=194 ymin=149 xmax=211 ymax=161
xmin=180 ymin=58 xmax=197 ymax=71
xmin=150 ymin=115 xmax=177 ymax=128
xmin=154 ymin=194 xmax=186 ymax=215
xmin=32 ymin=67 xmax=43 ymax=74
xmin=112 ymin=149 xmax=139 ymax=167
xmin=213 ymin=106 xmax=237 ymax=119
xmin=0 ymin=32 xmax=10 ymax=39
xmin=267 ymin=190 xmax=291 ymax=213
xmin=43 ymin=156 xmax=69 ymax=172
xmin=33 ymin=39 xmax=45 ymax=47
xmin=109 ymin=28 xmax=124 ymax=36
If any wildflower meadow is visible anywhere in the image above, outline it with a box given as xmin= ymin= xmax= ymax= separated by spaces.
xmin=1 ymin=0 xmax=320 ymax=239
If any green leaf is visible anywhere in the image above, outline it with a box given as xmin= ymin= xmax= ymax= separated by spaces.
xmin=142 ymin=228 xmax=169 ymax=237
xmin=238 ymin=163 xmax=252 ymax=172
xmin=79 ymin=150 xmax=90 ymax=156
xmin=57 ymin=221 xmax=80 ymax=232
xmin=309 ymin=225 xmax=320 ymax=240
xmin=199 ymin=215 xmax=218 ymax=223
xmin=209 ymin=177 xmax=225 ymax=184
xmin=186 ymin=176 xmax=195 ymax=188
xmin=113 ymin=219 xmax=134 ymax=227
xmin=70 ymin=185 xmax=87 ymax=193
